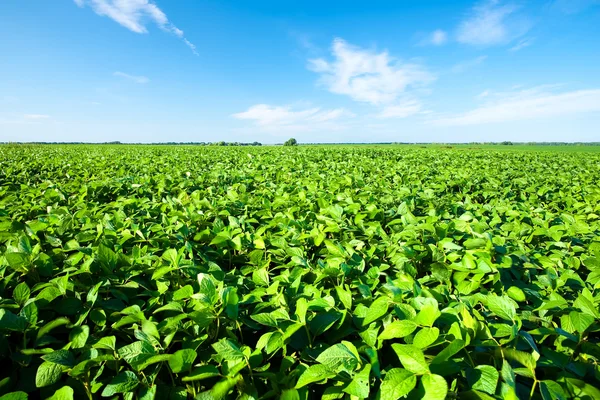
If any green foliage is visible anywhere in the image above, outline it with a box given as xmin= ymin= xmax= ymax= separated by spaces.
xmin=0 ymin=144 xmax=599 ymax=398
xmin=284 ymin=138 xmax=298 ymax=146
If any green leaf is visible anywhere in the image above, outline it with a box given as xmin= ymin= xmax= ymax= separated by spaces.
xmin=35 ymin=361 xmax=63 ymax=388
xmin=316 ymin=343 xmax=359 ymax=373
xmin=69 ymin=325 xmax=89 ymax=349
xmin=309 ymin=311 xmax=341 ymax=336
xmin=211 ymin=339 xmax=245 ymax=363
xmin=0 ymin=392 xmax=28 ymax=400
xmin=413 ymin=327 xmax=439 ymax=349
xmin=172 ymin=285 xmax=193 ymax=301
xmin=19 ymin=301 xmax=38 ymax=326
xmin=13 ymin=282 xmax=30 ymax=306
xmin=181 ymin=365 xmax=221 ymax=382
xmin=467 ymin=365 xmax=499 ymax=395
xmin=196 ymin=273 xmax=217 ymax=305
xmin=421 ymin=374 xmax=448 ymax=400
xmin=195 ymin=375 xmax=242 ymax=400
xmin=41 ymin=350 xmax=75 ymax=367
xmin=573 ymin=293 xmax=600 ymax=318
xmin=93 ymin=336 xmax=116 ymax=351
xmin=363 ymin=297 xmax=389 ymax=326
xmin=97 ymin=244 xmax=118 ymax=272
xmin=343 ymin=364 xmax=371 ymax=398
xmin=169 ymin=349 xmax=197 ymax=374
xmin=391 ymin=344 xmax=429 ymax=375
xmin=414 ymin=303 xmax=440 ymax=327
xmin=503 ymin=348 xmax=536 ymax=372
xmin=506 ymin=287 xmax=525 ymax=303
xmin=335 ymin=286 xmax=352 ymax=310
xmin=101 ymin=371 xmax=139 ymax=397
xmin=46 ymin=386 xmax=74 ymax=400
xmin=379 ymin=368 xmax=417 ymax=400
xmin=379 ymin=320 xmax=417 ymax=341
xmin=295 ymin=364 xmax=336 ymax=388
xmin=280 ymin=389 xmax=300 ymax=400
xmin=0 ymin=309 xmax=28 ymax=332
xmin=117 ymin=341 xmax=157 ymax=371
xmin=540 ymin=380 xmax=567 ymax=400
xmin=487 ymin=295 xmax=517 ymax=321
xmin=432 ymin=339 xmax=465 ymax=364
xmin=568 ymin=311 xmax=594 ymax=333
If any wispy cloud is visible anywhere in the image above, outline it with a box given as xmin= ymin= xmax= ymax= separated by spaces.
xmin=378 ymin=100 xmax=423 ymax=119
xmin=113 ymin=71 xmax=149 ymax=84
xmin=74 ymin=0 xmax=197 ymax=55
xmin=457 ymin=1 xmax=529 ymax=46
xmin=431 ymin=86 xmax=600 ymax=126
xmin=24 ymin=114 xmax=51 ymax=120
xmin=509 ymin=38 xmax=534 ymax=52
xmin=308 ymin=38 xmax=434 ymax=105
xmin=419 ymin=29 xmax=448 ymax=46
xmin=232 ymin=104 xmax=354 ymax=132
xmin=451 ymin=55 xmax=488 ymax=73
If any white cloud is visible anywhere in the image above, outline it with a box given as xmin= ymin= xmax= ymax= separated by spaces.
xmin=431 ymin=86 xmax=600 ymax=126
xmin=232 ymin=104 xmax=354 ymax=132
xmin=75 ymin=0 xmax=197 ymax=54
xmin=308 ymin=38 xmax=434 ymax=105
xmin=509 ymin=38 xmax=534 ymax=52
xmin=451 ymin=55 xmax=487 ymax=73
xmin=457 ymin=1 xmax=527 ymax=46
xmin=421 ymin=29 xmax=448 ymax=46
xmin=24 ymin=114 xmax=50 ymax=120
xmin=378 ymin=100 xmax=423 ymax=118
xmin=113 ymin=71 xmax=149 ymax=84
xmin=183 ymin=39 xmax=199 ymax=56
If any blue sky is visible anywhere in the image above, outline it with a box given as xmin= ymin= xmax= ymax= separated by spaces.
xmin=1 ymin=0 xmax=599 ymax=143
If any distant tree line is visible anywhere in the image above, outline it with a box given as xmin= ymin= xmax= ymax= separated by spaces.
xmin=1 ymin=141 xmax=264 ymax=146
xmin=3 ymin=141 xmax=600 ymax=146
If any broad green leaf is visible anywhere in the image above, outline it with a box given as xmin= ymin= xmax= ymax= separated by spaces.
xmin=0 ymin=393 xmax=28 ymax=400
xmin=181 ymin=365 xmax=221 ymax=382
xmin=506 ymin=287 xmax=525 ymax=303
xmin=467 ymin=365 xmax=499 ymax=395
xmin=432 ymin=339 xmax=465 ymax=364
xmin=379 ymin=368 xmax=417 ymax=400
xmin=0 ymin=309 xmax=28 ymax=332
xmin=117 ymin=341 xmax=157 ymax=371
xmin=101 ymin=371 xmax=139 ymax=397
xmin=487 ymin=295 xmax=517 ymax=321
xmin=414 ymin=303 xmax=440 ymax=327
xmin=46 ymin=386 xmax=74 ymax=400
xmin=211 ymin=339 xmax=245 ymax=363
xmin=195 ymin=375 xmax=242 ymax=400
xmin=421 ymin=374 xmax=448 ymax=400
xmin=41 ymin=350 xmax=75 ymax=367
xmin=343 ymin=364 xmax=371 ymax=398
xmin=363 ymin=297 xmax=389 ymax=326
xmin=316 ymin=343 xmax=359 ymax=373
xmin=168 ymin=349 xmax=197 ymax=374
xmin=540 ymin=380 xmax=567 ymax=400
xmin=503 ymin=348 xmax=536 ymax=372
xmin=69 ymin=325 xmax=89 ymax=349
xmin=413 ymin=327 xmax=439 ymax=349
xmin=379 ymin=320 xmax=417 ymax=341
xmin=35 ymin=361 xmax=63 ymax=388
xmin=391 ymin=344 xmax=429 ymax=375
xmin=13 ymin=282 xmax=30 ymax=306
xmin=295 ymin=364 xmax=336 ymax=388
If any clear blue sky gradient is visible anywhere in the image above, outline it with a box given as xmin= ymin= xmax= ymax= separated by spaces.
xmin=1 ymin=0 xmax=599 ymax=143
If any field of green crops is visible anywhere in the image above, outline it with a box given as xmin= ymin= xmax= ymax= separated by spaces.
xmin=1 ymin=144 xmax=599 ymax=400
